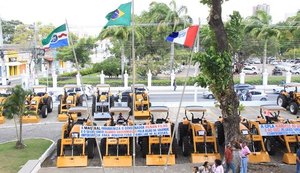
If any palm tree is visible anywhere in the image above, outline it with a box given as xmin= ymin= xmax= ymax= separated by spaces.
xmin=3 ymin=85 xmax=32 ymax=149
xmin=156 ymin=0 xmax=192 ymax=73
xmin=245 ymin=10 xmax=280 ymax=73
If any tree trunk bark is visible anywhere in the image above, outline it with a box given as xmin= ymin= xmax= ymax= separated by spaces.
xmin=16 ymin=115 xmax=24 ymax=149
xmin=208 ymin=0 xmax=228 ymax=53
xmin=13 ymin=114 xmax=19 ymax=140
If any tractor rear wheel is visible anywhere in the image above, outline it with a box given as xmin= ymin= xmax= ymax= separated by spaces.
xmin=215 ymin=121 xmax=225 ymax=146
xmin=264 ymin=137 xmax=276 ymax=155
xmin=178 ymin=122 xmax=188 ymax=147
xmin=57 ymin=104 xmax=61 ymax=114
xmin=86 ymin=139 xmax=95 ymax=159
xmin=289 ymin=102 xmax=299 ymax=115
xmin=92 ymin=104 xmax=95 ymax=116
xmin=141 ymin=137 xmax=149 ymax=158
xmin=100 ymin=138 xmax=106 ymax=158
xmin=182 ymin=136 xmax=191 ymax=156
xmin=47 ymin=97 xmax=53 ymax=113
xmin=56 ymin=139 xmax=62 ymax=156
xmin=41 ymin=105 xmax=48 ymax=118
xmin=277 ymin=95 xmax=288 ymax=108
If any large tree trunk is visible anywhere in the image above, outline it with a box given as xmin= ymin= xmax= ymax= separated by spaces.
xmin=209 ymin=0 xmax=240 ymax=152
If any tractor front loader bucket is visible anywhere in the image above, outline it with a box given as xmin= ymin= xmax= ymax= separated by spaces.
xmin=103 ymin=156 xmax=132 ymax=167
xmin=0 ymin=116 xmax=5 ymax=124
xmin=191 ymin=153 xmax=221 ymax=163
xmin=146 ymin=154 xmax=175 ymax=166
xmin=21 ymin=115 xmax=40 ymax=123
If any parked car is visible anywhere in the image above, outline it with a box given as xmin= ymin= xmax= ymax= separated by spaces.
xmin=56 ymin=85 xmax=94 ymax=101
xmin=241 ymin=67 xmax=259 ymax=75
xmin=234 ymin=84 xmax=255 ymax=91
xmin=272 ymin=67 xmax=283 ymax=76
xmin=248 ymin=90 xmax=268 ymax=101
xmin=203 ymin=90 xmax=215 ymax=99
xmin=291 ymin=66 xmax=300 ymax=75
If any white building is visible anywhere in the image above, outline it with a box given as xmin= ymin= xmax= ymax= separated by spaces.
xmin=90 ymin=39 xmax=113 ymax=64
xmin=253 ymin=4 xmax=270 ymax=15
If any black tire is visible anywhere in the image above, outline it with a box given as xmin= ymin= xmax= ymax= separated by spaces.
xmin=264 ymin=137 xmax=276 ymax=155
xmin=77 ymin=95 xmax=84 ymax=106
xmin=92 ymin=95 xmax=96 ymax=106
xmin=58 ymin=95 xmax=62 ymax=102
xmin=289 ymin=102 xmax=299 ymax=115
xmin=41 ymin=105 xmax=48 ymax=118
xmin=47 ymin=97 xmax=53 ymax=113
xmin=100 ymin=138 xmax=106 ymax=158
xmin=86 ymin=139 xmax=95 ymax=159
xmin=127 ymin=96 xmax=133 ymax=116
xmin=208 ymin=94 xmax=214 ymax=99
xmin=172 ymin=138 xmax=177 ymax=158
xmin=215 ymin=121 xmax=225 ymax=146
xmin=110 ymin=96 xmax=114 ymax=107
xmin=277 ymin=95 xmax=288 ymax=108
xmin=178 ymin=122 xmax=188 ymax=147
xmin=92 ymin=103 xmax=95 ymax=116
xmin=58 ymin=104 xmax=61 ymax=114
xmin=57 ymin=139 xmax=62 ymax=156
xmin=141 ymin=137 xmax=149 ymax=158
xmin=182 ymin=136 xmax=191 ymax=156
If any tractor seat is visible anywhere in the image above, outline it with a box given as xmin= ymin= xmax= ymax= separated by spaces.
xmin=68 ymin=92 xmax=76 ymax=96
xmin=36 ymin=92 xmax=46 ymax=97
xmin=192 ymin=118 xmax=201 ymax=124
xmin=156 ymin=118 xmax=167 ymax=124
xmin=75 ymin=118 xmax=87 ymax=125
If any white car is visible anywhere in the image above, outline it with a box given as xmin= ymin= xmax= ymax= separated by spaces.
xmin=248 ymin=90 xmax=268 ymax=101
xmin=291 ymin=66 xmax=300 ymax=75
xmin=203 ymin=90 xmax=215 ymax=99
xmin=56 ymin=85 xmax=94 ymax=101
xmin=242 ymin=67 xmax=259 ymax=75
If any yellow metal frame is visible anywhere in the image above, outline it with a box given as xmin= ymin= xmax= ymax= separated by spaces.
xmin=58 ymin=113 xmax=77 ymax=122
xmin=103 ymin=137 xmax=132 ymax=167
xmin=146 ymin=136 xmax=175 ymax=165
xmin=133 ymin=93 xmax=150 ymax=119
xmin=0 ymin=116 xmax=5 ymax=124
xmin=21 ymin=115 xmax=40 ymax=123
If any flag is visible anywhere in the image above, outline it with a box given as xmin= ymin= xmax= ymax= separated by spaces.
xmin=42 ymin=24 xmax=69 ymax=49
xmin=166 ymin=25 xmax=199 ymax=48
xmin=104 ymin=2 xmax=132 ymax=29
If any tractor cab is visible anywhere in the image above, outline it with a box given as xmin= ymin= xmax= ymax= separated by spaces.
xmin=92 ymin=84 xmax=114 ymax=120
xmin=127 ymin=84 xmax=150 ymax=119
xmin=277 ymin=83 xmax=300 ymax=114
xmin=58 ymin=85 xmax=84 ymax=121
xmin=140 ymin=106 xmax=176 ymax=165
xmin=56 ymin=107 xmax=95 ymax=167
xmin=100 ymin=107 xmax=133 ymax=167
xmin=178 ymin=106 xmax=220 ymax=163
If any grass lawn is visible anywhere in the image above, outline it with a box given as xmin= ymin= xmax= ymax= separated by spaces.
xmin=0 ymin=138 xmax=52 ymax=173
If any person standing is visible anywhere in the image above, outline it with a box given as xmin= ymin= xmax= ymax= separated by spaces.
xmin=297 ymin=147 xmax=300 ymax=173
xmin=173 ymin=79 xmax=177 ymax=91
xmin=240 ymin=141 xmax=251 ymax=173
xmin=224 ymin=143 xmax=235 ymax=173
xmin=212 ymin=159 xmax=224 ymax=173
xmin=199 ymin=161 xmax=211 ymax=173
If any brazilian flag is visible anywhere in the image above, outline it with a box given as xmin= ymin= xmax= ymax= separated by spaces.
xmin=104 ymin=2 xmax=132 ymax=29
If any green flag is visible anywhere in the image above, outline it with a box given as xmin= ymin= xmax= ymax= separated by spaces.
xmin=104 ymin=2 xmax=132 ymax=29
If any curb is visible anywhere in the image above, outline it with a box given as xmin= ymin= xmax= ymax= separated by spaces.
xmin=18 ymin=138 xmax=55 ymax=173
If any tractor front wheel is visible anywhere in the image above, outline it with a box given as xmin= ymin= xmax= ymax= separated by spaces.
xmin=277 ymin=95 xmax=288 ymax=108
xmin=264 ymin=137 xmax=276 ymax=155
xmin=289 ymin=102 xmax=299 ymax=115
xmin=86 ymin=139 xmax=95 ymax=159
xmin=182 ymin=136 xmax=191 ymax=157
xmin=41 ymin=105 xmax=48 ymax=118
xmin=56 ymin=139 xmax=62 ymax=156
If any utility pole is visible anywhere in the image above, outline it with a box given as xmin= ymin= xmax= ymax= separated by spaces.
xmin=0 ymin=17 xmax=7 ymax=85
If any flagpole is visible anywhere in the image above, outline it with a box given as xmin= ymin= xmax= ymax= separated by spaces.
xmin=164 ymin=25 xmax=200 ymax=171
xmin=131 ymin=0 xmax=136 ymax=172
xmin=65 ymin=20 xmax=105 ymax=173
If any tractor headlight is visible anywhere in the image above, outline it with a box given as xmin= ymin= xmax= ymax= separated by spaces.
xmin=71 ymin=132 xmax=79 ymax=138
xmin=197 ymin=130 xmax=205 ymax=136
xmin=31 ymin=100 xmax=36 ymax=105
xmin=241 ymin=129 xmax=249 ymax=135
xmin=67 ymin=100 xmax=72 ymax=104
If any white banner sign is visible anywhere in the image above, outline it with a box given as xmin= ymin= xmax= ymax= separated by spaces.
xmin=259 ymin=124 xmax=300 ymax=136
xmin=80 ymin=124 xmax=170 ymax=138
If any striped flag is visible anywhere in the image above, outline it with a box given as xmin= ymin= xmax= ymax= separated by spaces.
xmin=166 ymin=25 xmax=199 ymax=48
xmin=42 ymin=24 xmax=69 ymax=49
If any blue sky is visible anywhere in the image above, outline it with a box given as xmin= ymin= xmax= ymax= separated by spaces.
xmin=0 ymin=0 xmax=299 ymax=36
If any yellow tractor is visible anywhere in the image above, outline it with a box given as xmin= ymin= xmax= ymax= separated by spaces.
xmin=139 ymin=106 xmax=176 ymax=165
xmin=277 ymin=83 xmax=300 ymax=114
xmin=22 ymin=85 xmax=53 ymax=123
xmin=178 ymin=106 xmax=220 ymax=163
xmin=58 ymin=85 xmax=84 ymax=121
xmin=127 ymin=84 xmax=150 ymax=119
xmin=215 ymin=115 xmax=270 ymax=163
xmin=56 ymin=107 xmax=96 ymax=167
xmin=0 ymin=86 xmax=12 ymax=124
xmin=92 ymin=84 xmax=114 ymax=120
xmin=100 ymin=107 xmax=133 ymax=167
xmin=256 ymin=105 xmax=298 ymax=164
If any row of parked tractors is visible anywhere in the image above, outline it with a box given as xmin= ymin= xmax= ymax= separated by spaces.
xmin=0 ymin=85 xmax=53 ymax=124
xmin=54 ymin=84 xmax=300 ymax=167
